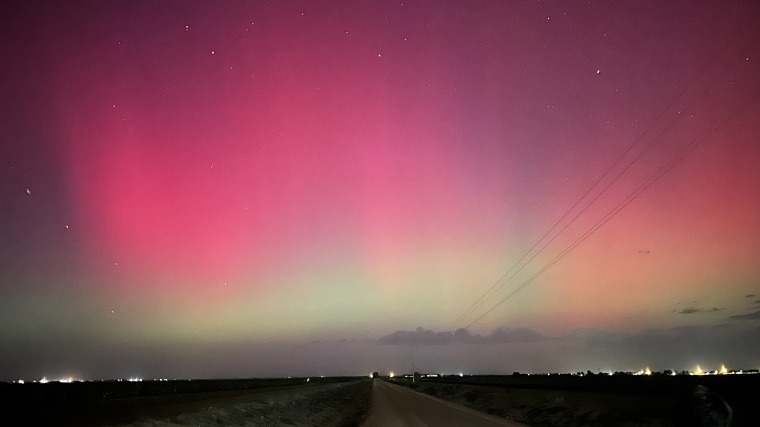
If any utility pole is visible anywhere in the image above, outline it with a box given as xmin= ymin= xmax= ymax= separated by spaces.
xmin=411 ymin=342 xmax=415 ymax=383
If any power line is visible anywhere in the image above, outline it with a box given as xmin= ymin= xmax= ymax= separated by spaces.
xmin=453 ymin=62 xmax=733 ymax=330
xmin=452 ymin=43 xmax=749 ymax=330
xmin=463 ymin=90 xmax=758 ymax=329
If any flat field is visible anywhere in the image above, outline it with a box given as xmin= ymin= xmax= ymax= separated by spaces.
xmin=0 ymin=377 xmax=371 ymax=426
xmin=392 ymin=374 xmax=759 ymax=427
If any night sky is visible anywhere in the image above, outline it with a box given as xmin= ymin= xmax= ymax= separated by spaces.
xmin=2 ymin=0 xmax=760 ymax=381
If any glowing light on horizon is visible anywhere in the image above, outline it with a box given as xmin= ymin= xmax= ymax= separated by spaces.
xmin=634 ymin=368 xmax=651 ymax=376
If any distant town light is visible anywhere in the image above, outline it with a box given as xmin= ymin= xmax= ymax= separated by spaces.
xmin=39 ymin=377 xmax=49 ymax=384
xmin=389 ymin=371 xmax=395 ymax=378
xmin=720 ymin=364 xmax=728 ymax=374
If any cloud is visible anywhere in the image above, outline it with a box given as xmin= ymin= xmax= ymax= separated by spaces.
xmin=745 ymin=294 xmax=756 ymax=298
xmin=378 ymin=327 xmax=453 ymax=345
xmin=730 ymin=309 xmax=760 ymax=320
xmin=378 ymin=327 xmax=547 ymax=345
xmin=454 ymin=328 xmax=546 ymax=344
xmin=678 ymin=307 xmax=722 ymax=314
xmin=755 ymin=299 xmax=760 ymax=305
xmin=485 ymin=328 xmax=545 ymax=343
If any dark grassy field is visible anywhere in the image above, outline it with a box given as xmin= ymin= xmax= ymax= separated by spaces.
xmin=391 ymin=374 xmax=760 ymax=427
xmin=0 ymin=376 xmax=370 ymax=426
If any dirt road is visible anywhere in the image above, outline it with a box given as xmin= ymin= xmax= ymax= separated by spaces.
xmin=361 ymin=380 xmax=529 ymax=427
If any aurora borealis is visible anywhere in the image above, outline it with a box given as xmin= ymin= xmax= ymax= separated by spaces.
xmin=2 ymin=0 xmax=760 ymax=380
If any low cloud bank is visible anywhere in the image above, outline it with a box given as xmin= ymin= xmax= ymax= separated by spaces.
xmin=378 ymin=327 xmax=546 ymax=345
xmin=678 ymin=306 xmax=722 ymax=314
xmin=730 ymin=309 xmax=760 ymax=320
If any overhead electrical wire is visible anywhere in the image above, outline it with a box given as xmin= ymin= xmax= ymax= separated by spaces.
xmin=452 ymin=44 xmax=752 ymax=330
xmin=462 ymin=88 xmax=759 ymax=330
